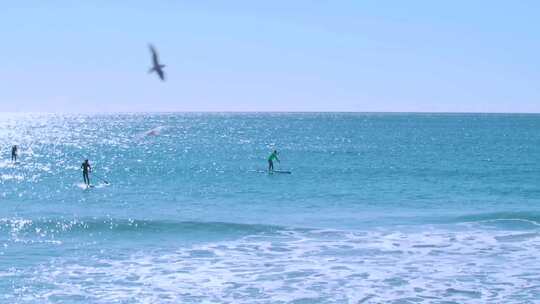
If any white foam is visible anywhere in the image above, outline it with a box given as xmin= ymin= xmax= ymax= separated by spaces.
xmin=7 ymin=226 xmax=540 ymax=303
xmin=475 ymin=218 xmax=540 ymax=227
xmin=75 ymin=183 xmax=89 ymax=189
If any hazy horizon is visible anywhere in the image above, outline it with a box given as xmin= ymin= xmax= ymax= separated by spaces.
xmin=2 ymin=110 xmax=540 ymax=115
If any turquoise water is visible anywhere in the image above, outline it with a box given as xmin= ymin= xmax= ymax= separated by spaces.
xmin=1 ymin=113 xmax=539 ymax=303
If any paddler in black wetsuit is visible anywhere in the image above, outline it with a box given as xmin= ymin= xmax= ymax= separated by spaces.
xmin=11 ymin=145 xmax=18 ymax=163
xmin=81 ymin=159 xmax=92 ymax=187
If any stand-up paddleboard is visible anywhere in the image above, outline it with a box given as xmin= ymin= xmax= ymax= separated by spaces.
xmin=251 ymin=169 xmax=292 ymax=174
xmin=272 ymin=170 xmax=292 ymax=174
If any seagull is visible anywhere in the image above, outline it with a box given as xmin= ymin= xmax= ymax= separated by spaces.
xmin=148 ymin=44 xmax=166 ymax=81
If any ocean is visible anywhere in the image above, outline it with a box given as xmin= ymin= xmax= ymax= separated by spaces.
xmin=0 ymin=113 xmax=539 ymax=303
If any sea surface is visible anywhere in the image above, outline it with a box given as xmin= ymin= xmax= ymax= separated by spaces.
xmin=0 ymin=113 xmax=539 ymax=303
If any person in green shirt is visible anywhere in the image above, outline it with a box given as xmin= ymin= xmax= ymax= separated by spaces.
xmin=268 ymin=150 xmax=280 ymax=172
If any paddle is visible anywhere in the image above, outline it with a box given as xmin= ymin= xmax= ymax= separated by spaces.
xmin=91 ymin=172 xmax=110 ymax=185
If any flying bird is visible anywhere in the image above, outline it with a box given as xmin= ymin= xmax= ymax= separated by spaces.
xmin=148 ymin=44 xmax=166 ymax=81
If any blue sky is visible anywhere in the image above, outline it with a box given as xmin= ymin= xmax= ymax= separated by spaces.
xmin=1 ymin=1 xmax=539 ymax=112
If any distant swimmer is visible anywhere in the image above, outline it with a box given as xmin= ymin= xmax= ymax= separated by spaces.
xmin=148 ymin=44 xmax=166 ymax=81
xmin=11 ymin=145 xmax=18 ymax=162
xmin=268 ymin=150 xmax=280 ymax=172
xmin=81 ymin=159 xmax=92 ymax=187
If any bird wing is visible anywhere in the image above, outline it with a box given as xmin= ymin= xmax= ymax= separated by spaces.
xmin=149 ymin=44 xmax=159 ymax=66
xmin=157 ymin=68 xmax=165 ymax=81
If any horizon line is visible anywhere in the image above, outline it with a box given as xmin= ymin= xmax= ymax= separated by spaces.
xmin=1 ymin=110 xmax=539 ymax=115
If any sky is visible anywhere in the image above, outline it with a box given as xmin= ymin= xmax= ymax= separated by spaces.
xmin=1 ymin=1 xmax=539 ymax=113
